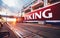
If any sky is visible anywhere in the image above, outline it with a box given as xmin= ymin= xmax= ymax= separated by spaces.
xmin=0 ymin=0 xmax=33 ymax=13
xmin=0 ymin=0 xmax=34 ymax=21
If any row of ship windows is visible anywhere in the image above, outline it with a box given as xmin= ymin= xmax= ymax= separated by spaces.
xmin=23 ymin=0 xmax=60 ymax=13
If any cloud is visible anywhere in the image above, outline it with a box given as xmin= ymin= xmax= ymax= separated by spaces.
xmin=2 ymin=0 xmax=17 ymax=7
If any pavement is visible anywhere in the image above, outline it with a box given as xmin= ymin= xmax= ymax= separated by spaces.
xmin=7 ymin=22 xmax=60 ymax=38
xmin=0 ymin=23 xmax=18 ymax=38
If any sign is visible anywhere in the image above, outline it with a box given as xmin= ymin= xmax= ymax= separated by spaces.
xmin=24 ymin=2 xmax=60 ymax=21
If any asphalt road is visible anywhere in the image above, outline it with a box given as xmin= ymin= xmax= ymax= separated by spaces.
xmin=7 ymin=22 xmax=60 ymax=38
